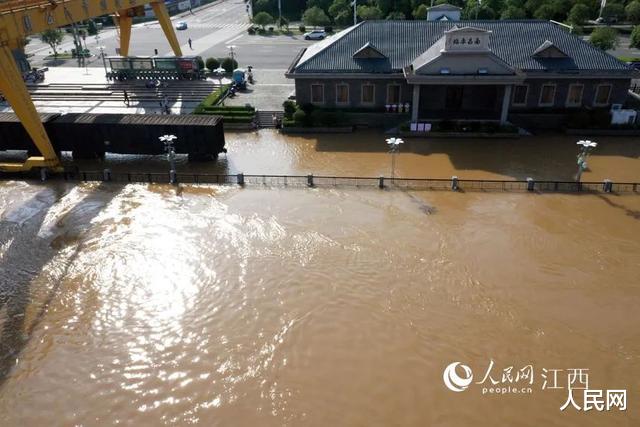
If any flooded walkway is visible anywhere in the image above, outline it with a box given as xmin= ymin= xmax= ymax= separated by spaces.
xmin=0 ymin=131 xmax=639 ymax=426
xmin=33 ymin=130 xmax=639 ymax=183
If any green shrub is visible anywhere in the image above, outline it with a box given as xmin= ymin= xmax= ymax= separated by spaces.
xmin=283 ymin=100 xmax=296 ymax=118
xmin=591 ymin=109 xmax=611 ymax=127
xmin=87 ymin=20 xmax=98 ymax=36
xmin=482 ymin=122 xmax=500 ymax=133
xmin=268 ymin=26 xmax=274 ymax=32
xmin=205 ymin=57 xmax=220 ymax=70
xmin=312 ymin=111 xmax=339 ymax=126
xmin=568 ymin=111 xmax=591 ymax=128
xmin=324 ymin=26 xmax=333 ymax=33
xmin=195 ymin=56 xmax=205 ymax=70
xmin=299 ymin=25 xmax=306 ymax=33
xmin=439 ymin=120 xmax=454 ymax=131
xmin=247 ymin=27 xmax=256 ymax=35
xmin=195 ymin=84 xmax=231 ymax=111
xmin=223 ymin=115 xmax=255 ymax=123
xmin=300 ymin=103 xmax=315 ymax=115
xmin=221 ymin=57 xmax=238 ymax=73
xmin=293 ymin=109 xmax=307 ymax=125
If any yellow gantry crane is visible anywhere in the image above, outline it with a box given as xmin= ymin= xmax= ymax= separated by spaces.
xmin=0 ymin=0 xmax=183 ymax=172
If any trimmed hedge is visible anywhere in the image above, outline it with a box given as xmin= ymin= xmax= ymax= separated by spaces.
xmin=223 ymin=116 xmax=255 ymax=123
xmin=193 ymin=84 xmax=231 ymax=113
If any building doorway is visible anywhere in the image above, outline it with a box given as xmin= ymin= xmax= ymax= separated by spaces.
xmin=445 ymin=86 xmax=464 ymax=111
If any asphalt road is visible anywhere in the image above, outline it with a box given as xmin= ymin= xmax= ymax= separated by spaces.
xmin=26 ymin=0 xmax=312 ymax=72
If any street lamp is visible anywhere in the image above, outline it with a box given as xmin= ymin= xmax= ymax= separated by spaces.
xmin=386 ymin=137 xmax=404 ymax=179
xmin=575 ymin=139 xmax=597 ymax=182
xmin=226 ymin=45 xmax=236 ymax=64
xmin=159 ymin=134 xmax=178 ymax=185
xmin=97 ymin=45 xmax=108 ymax=76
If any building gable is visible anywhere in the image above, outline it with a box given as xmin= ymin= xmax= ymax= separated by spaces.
xmin=532 ymin=40 xmax=569 ymax=58
xmin=353 ymin=42 xmax=387 ymax=59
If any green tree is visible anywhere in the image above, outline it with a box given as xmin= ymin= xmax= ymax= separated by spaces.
xmin=357 ymin=5 xmax=383 ymax=20
xmin=533 ymin=4 xmax=556 ymax=20
xmin=386 ymin=11 xmax=406 ymax=19
xmin=602 ymin=3 xmax=625 ymax=22
xmin=626 ymin=1 xmax=640 ymax=24
xmin=278 ymin=16 xmax=289 ymax=30
xmin=221 ymin=57 xmax=239 ymax=73
xmin=307 ymin=0 xmax=333 ymax=13
xmin=328 ymin=0 xmax=353 ymax=26
xmin=589 ymin=27 xmax=618 ymax=50
xmin=303 ymin=6 xmax=331 ymax=27
xmin=412 ymin=4 xmax=428 ymax=19
xmin=255 ymin=0 xmax=275 ymax=14
xmin=568 ymin=3 xmax=591 ymax=26
xmin=205 ymin=57 xmax=220 ymax=70
xmin=40 ymin=29 xmax=64 ymax=58
xmin=253 ymin=11 xmax=274 ymax=29
xmin=501 ymin=6 xmax=526 ymax=19
xmin=630 ymin=25 xmax=640 ymax=48
xmin=464 ymin=3 xmax=496 ymax=19
xmin=87 ymin=20 xmax=99 ymax=36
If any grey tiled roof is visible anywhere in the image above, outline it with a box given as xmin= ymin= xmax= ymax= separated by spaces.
xmin=292 ymin=20 xmax=632 ymax=74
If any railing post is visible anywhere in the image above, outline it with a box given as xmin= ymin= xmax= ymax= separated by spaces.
xmin=103 ymin=168 xmax=112 ymax=182
xmin=603 ymin=179 xmax=613 ymax=193
xmin=307 ymin=174 xmax=314 ymax=187
xmin=237 ymin=172 xmax=245 ymax=187
xmin=169 ymin=170 xmax=177 ymax=185
xmin=526 ymin=177 xmax=535 ymax=192
xmin=379 ymin=176 xmax=384 ymax=189
xmin=451 ymin=175 xmax=458 ymax=191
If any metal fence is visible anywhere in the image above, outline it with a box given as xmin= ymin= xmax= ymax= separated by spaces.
xmin=4 ymin=170 xmax=632 ymax=194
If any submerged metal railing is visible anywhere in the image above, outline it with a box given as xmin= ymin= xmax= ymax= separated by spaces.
xmin=5 ymin=170 xmax=637 ymax=194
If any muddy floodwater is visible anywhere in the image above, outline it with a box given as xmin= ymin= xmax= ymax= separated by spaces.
xmin=0 ymin=131 xmax=639 ymax=426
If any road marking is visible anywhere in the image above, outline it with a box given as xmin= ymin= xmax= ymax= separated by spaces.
xmin=226 ymin=34 xmax=244 ymax=44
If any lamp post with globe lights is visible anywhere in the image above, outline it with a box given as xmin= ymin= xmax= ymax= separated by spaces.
xmin=575 ymin=140 xmax=597 ymax=182
xmin=159 ymin=134 xmax=178 ymax=184
xmin=386 ymin=137 xmax=404 ymax=180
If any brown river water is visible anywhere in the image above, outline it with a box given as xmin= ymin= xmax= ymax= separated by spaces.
xmin=0 ymin=130 xmax=639 ymax=426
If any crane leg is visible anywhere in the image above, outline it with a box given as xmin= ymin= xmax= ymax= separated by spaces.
xmin=117 ymin=12 xmax=133 ymax=56
xmin=0 ymin=43 xmax=60 ymax=172
xmin=151 ymin=1 xmax=183 ymax=56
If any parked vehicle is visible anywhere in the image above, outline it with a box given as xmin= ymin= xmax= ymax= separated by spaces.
xmin=304 ymin=30 xmax=326 ymax=40
xmin=176 ymin=21 xmax=188 ymax=30
xmin=628 ymin=61 xmax=640 ymax=71
xmin=22 ymin=67 xmax=47 ymax=83
xmin=107 ymin=56 xmax=205 ymax=81
xmin=232 ymin=68 xmax=247 ymax=89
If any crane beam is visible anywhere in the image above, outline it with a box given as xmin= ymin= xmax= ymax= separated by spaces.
xmin=0 ymin=1 xmax=155 ymax=41
xmin=0 ymin=0 xmax=182 ymax=172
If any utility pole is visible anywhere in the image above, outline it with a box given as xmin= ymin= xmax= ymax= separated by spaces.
xmin=278 ymin=0 xmax=282 ymax=25
xmin=351 ymin=0 xmax=357 ymax=26
xmin=71 ymin=23 xmax=82 ymax=67
xmin=599 ymin=0 xmax=607 ymax=19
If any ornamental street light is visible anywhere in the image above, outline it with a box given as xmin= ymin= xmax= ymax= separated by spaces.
xmin=159 ymin=134 xmax=178 ymax=184
xmin=575 ymin=139 xmax=597 ymax=182
xmin=226 ymin=45 xmax=237 ymax=63
xmin=386 ymin=137 xmax=404 ymax=180
xmin=97 ymin=45 xmax=108 ymax=76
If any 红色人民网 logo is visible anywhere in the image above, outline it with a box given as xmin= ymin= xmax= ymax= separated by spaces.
xmin=442 ymin=359 xmax=628 ymax=413
xmin=443 ymin=362 xmax=473 ymax=392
